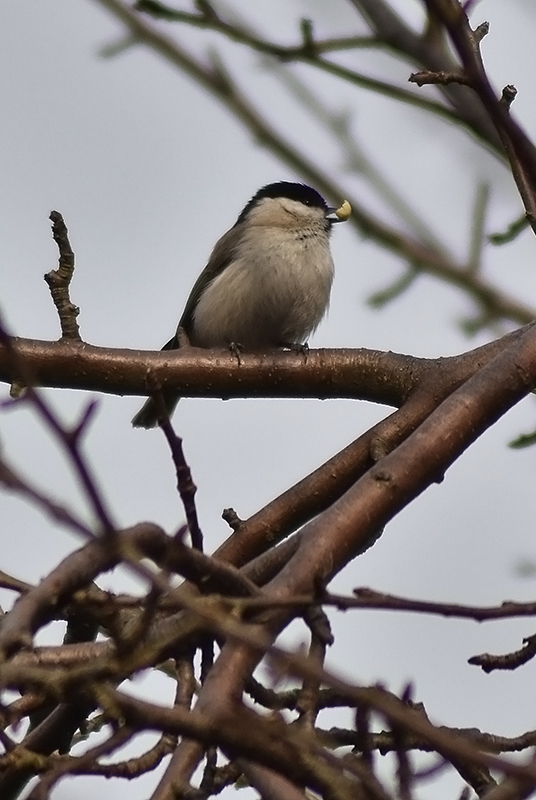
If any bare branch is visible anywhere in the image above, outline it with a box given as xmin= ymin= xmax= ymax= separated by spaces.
xmin=45 ymin=212 xmax=81 ymax=341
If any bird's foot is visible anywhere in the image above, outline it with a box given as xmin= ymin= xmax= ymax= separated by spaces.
xmin=229 ymin=341 xmax=245 ymax=366
xmin=280 ymin=341 xmax=309 ymax=363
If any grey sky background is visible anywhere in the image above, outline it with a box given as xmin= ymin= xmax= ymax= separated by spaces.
xmin=1 ymin=1 xmax=536 ymax=798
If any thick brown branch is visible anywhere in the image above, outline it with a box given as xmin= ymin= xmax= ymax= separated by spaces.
xmin=155 ymin=322 xmax=536 ymax=791
xmin=212 ymin=323 xmax=534 ymax=567
xmin=0 ymin=338 xmax=431 ymax=403
xmin=0 ymin=326 xmax=532 ymax=407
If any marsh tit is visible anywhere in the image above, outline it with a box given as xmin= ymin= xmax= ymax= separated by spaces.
xmin=132 ymin=181 xmax=351 ymax=428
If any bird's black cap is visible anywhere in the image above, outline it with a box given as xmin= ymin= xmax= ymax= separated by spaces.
xmin=236 ymin=182 xmax=328 ymax=224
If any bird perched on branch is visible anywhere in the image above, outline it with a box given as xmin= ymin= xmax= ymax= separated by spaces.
xmin=132 ymin=181 xmax=351 ymax=428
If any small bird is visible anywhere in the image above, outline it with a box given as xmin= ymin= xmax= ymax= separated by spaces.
xmin=132 ymin=181 xmax=351 ymax=428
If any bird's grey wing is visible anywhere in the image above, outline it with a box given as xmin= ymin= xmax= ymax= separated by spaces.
xmin=178 ymin=224 xmax=244 ymax=334
xmin=132 ymin=225 xmax=245 ymax=428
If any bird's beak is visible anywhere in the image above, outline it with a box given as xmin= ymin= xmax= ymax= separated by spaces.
xmin=327 ymin=199 xmax=352 ymax=222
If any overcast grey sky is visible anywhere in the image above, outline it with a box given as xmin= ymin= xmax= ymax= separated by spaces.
xmin=1 ymin=2 xmax=536 ymax=798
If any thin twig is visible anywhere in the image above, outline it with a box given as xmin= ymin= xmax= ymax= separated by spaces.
xmin=45 ymin=212 xmax=81 ymax=341
xmin=150 ymin=389 xmax=204 ymax=551
xmin=469 ymin=633 xmax=536 ymax=673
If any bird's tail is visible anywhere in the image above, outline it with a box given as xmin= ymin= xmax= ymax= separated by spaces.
xmin=132 ymin=334 xmax=181 ymax=428
xmin=131 ymin=391 xmax=181 ymax=429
